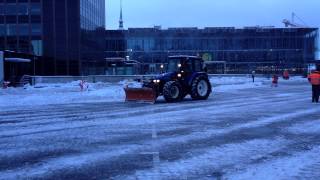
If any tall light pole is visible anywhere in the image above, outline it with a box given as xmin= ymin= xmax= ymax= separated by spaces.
xmin=33 ymin=56 xmax=36 ymax=76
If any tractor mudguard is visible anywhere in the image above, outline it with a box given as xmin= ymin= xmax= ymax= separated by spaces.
xmin=187 ymin=72 xmax=209 ymax=86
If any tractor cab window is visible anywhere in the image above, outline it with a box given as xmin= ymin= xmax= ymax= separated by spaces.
xmin=181 ymin=60 xmax=192 ymax=72
xmin=168 ymin=58 xmax=181 ymax=72
xmin=194 ymin=60 xmax=202 ymax=72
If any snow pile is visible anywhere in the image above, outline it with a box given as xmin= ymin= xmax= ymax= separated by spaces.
xmin=210 ymin=76 xmax=308 ymax=92
xmin=210 ymin=76 xmax=257 ymax=85
xmin=210 ymin=76 xmax=266 ymax=92
xmin=214 ymin=82 xmax=263 ymax=92
xmin=0 ymin=81 xmax=126 ymax=109
xmin=119 ymin=79 xmax=143 ymax=88
xmin=284 ymin=76 xmax=307 ymax=83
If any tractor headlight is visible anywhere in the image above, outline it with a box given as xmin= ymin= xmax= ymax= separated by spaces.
xmin=156 ymin=80 xmax=160 ymax=83
xmin=177 ymin=73 xmax=182 ymax=78
xmin=153 ymin=79 xmax=161 ymax=83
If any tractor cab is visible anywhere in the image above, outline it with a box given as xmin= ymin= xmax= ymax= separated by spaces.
xmin=154 ymin=56 xmax=205 ymax=84
xmin=166 ymin=56 xmax=204 ymax=74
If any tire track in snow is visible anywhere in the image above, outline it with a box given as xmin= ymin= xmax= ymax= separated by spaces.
xmin=0 ymin=85 xmax=295 ymax=125
xmin=226 ymin=145 xmax=320 ymax=180
xmin=120 ymin=113 xmax=320 ymax=179
xmin=0 ymin=104 xmax=317 ymax=179
xmin=0 ymin=86 xmax=305 ymax=135
xmin=0 ymin=89 xmax=310 ymax=161
xmin=0 ymin=95 xmax=305 ymax=171
xmin=0 ymin=93 xmax=308 ymax=139
xmin=286 ymin=120 xmax=320 ymax=135
xmin=118 ymin=138 xmax=291 ymax=179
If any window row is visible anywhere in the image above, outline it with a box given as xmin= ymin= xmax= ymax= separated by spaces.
xmin=0 ymin=3 xmax=41 ymax=15
xmin=0 ymin=37 xmax=42 ymax=56
xmin=119 ymin=38 xmax=307 ymax=51
xmin=1 ymin=15 xmax=41 ymax=23
xmin=0 ymin=23 xmax=41 ymax=36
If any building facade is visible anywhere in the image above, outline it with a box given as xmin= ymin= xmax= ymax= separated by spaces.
xmin=0 ymin=0 xmax=105 ymax=76
xmin=105 ymin=27 xmax=319 ymax=74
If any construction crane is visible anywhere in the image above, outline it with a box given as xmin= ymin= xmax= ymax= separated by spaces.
xmin=282 ymin=12 xmax=308 ymax=28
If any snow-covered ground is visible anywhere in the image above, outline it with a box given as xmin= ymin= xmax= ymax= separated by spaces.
xmin=0 ymin=80 xmax=129 ymax=109
xmin=0 ymin=76 xmax=290 ymax=109
xmin=0 ymin=76 xmax=319 ymax=180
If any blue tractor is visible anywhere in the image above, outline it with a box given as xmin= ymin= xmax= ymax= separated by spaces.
xmin=124 ymin=55 xmax=212 ymax=103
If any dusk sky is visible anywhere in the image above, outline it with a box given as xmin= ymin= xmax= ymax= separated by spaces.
xmin=105 ymin=0 xmax=319 ymax=57
xmin=106 ymin=0 xmax=319 ymax=29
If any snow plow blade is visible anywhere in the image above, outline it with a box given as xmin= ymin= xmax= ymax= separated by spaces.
xmin=124 ymin=87 xmax=157 ymax=104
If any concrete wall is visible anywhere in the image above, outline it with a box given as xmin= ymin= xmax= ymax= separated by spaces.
xmin=31 ymin=76 xmax=89 ymax=85
xmin=31 ymin=75 xmax=156 ymax=84
xmin=90 ymin=75 xmax=154 ymax=83
xmin=31 ymin=74 xmax=258 ymax=85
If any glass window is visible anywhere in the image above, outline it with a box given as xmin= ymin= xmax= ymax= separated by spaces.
xmin=167 ymin=58 xmax=181 ymax=72
xmin=182 ymin=60 xmax=193 ymax=72
xmin=31 ymin=40 xmax=43 ymax=56
xmin=18 ymin=37 xmax=30 ymax=53
xmin=0 ymin=37 xmax=4 ymax=49
xmin=19 ymin=24 xmax=29 ymax=36
xmin=18 ymin=15 xmax=29 ymax=23
xmin=30 ymin=15 xmax=41 ymax=23
xmin=17 ymin=4 xmax=29 ymax=15
xmin=6 ymin=16 xmax=17 ymax=23
xmin=194 ymin=60 xmax=202 ymax=72
xmin=0 ymin=5 xmax=4 ymax=15
xmin=7 ymin=37 xmax=18 ymax=51
xmin=30 ymin=3 xmax=41 ymax=15
xmin=6 ymin=4 xmax=17 ymax=15
xmin=0 ymin=25 xmax=5 ymax=36
xmin=7 ymin=24 xmax=17 ymax=36
xmin=31 ymin=24 xmax=41 ymax=35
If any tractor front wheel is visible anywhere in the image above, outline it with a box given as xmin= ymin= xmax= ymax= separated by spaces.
xmin=163 ymin=81 xmax=183 ymax=103
xmin=191 ymin=76 xmax=211 ymax=100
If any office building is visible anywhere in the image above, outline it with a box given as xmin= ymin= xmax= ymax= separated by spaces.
xmin=106 ymin=27 xmax=318 ymax=74
xmin=0 ymin=0 xmax=105 ymax=75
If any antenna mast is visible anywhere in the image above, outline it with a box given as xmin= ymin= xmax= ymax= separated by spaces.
xmin=119 ymin=0 xmax=124 ymax=30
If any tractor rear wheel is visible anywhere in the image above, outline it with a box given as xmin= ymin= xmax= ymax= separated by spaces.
xmin=191 ymin=75 xmax=211 ymax=100
xmin=163 ymin=81 xmax=183 ymax=102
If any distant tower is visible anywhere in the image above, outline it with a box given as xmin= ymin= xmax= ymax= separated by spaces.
xmin=119 ymin=0 xmax=124 ymax=30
